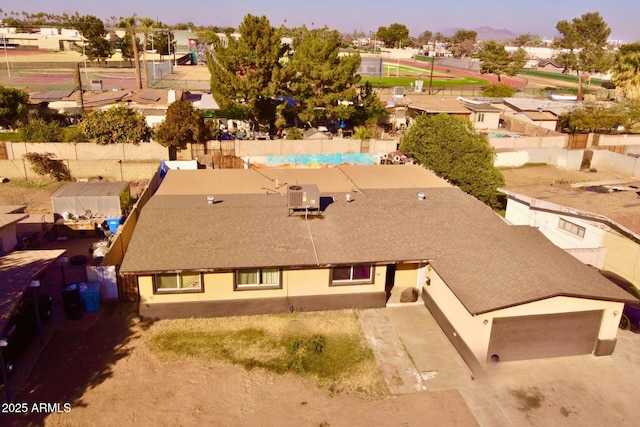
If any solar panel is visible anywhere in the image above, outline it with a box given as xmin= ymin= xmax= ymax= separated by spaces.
xmin=140 ymin=93 xmax=161 ymax=101
xmin=31 ymin=89 xmax=74 ymax=100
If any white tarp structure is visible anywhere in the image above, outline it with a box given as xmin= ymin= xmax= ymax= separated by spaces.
xmin=51 ymin=181 xmax=130 ymax=219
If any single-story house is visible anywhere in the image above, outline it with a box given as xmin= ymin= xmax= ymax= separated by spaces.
xmin=500 ymin=182 xmax=640 ymax=288
xmin=407 ymin=98 xmax=472 ymax=121
xmin=120 ymin=165 xmax=634 ymax=368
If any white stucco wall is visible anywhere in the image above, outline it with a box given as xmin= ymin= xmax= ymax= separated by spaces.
xmin=495 ymin=148 xmax=584 ymax=169
xmin=504 ymin=197 xmax=608 ymax=268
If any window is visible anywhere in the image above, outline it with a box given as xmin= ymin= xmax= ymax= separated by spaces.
xmin=558 ymin=218 xmax=585 ymax=238
xmin=154 ymin=272 xmax=203 ymax=293
xmin=235 ymin=268 xmax=281 ymax=290
xmin=331 ymin=264 xmax=374 ymax=285
xmin=476 ymin=112 xmax=485 ymax=123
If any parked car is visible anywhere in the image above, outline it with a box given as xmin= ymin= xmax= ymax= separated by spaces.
xmin=600 ymin=271 xmax=640 ymax=333
xmin=0 ymin=290 xmax=52 ymax=377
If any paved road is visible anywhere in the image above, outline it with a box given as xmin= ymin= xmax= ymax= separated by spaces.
xmin=359 ymin=304 xmax=640 ymax=427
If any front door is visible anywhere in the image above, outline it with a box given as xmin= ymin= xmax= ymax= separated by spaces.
xmin=385 ymin=264 xmax=396 ymax=302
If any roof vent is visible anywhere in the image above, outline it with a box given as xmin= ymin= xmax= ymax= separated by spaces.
xmin=207 ymin=195 xmax=215 ymax=204
xmin=417 ymin=192 xmax=426 ymax=200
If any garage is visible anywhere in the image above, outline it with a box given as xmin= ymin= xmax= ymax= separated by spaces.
xmin=486 ymin=310 xmax=603 ymax=362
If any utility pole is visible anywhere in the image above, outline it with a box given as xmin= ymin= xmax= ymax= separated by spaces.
xmin=428 ymin=53 xmax=435 ymax=95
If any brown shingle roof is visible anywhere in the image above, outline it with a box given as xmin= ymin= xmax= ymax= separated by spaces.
xmin=121 ymin=168 xmax=633 ymax=313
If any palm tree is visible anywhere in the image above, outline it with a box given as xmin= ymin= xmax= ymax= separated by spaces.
xmin=138 ymin=17 xmax=156 ymax=88
xmin=612 ymin=43 xmax=640 ymax=101
xmin=118 ymin=15 xmax=142 ymax=90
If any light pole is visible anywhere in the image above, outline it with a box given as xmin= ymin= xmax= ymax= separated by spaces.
xmin=2 ymin=23 xmax=10 ymax=78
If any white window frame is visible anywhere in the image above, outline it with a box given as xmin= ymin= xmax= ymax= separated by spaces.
xmin=330 ymin=264 xmax=374 ymax=285
xmin=477 ymin=112 xmax=485 ymax=123
xmin=154 ymin=272 xmax=203 ymax=293
xmin=558 ymin=218 xmax=586 ymax=238
xmin=235 ymin=268 xmax=282 ymax=290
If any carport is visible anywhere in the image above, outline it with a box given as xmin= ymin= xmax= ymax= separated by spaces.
xmin=0 ymin=249 xmax=66 ymax=400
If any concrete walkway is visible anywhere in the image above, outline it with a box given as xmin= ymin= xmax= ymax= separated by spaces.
xmin=359 ymin=303 xmax=640 ymax=426
xmin=359 ymin=304 xmax=475 ymax=394
xmin=358 ymin=307 xmax=427 ymax=394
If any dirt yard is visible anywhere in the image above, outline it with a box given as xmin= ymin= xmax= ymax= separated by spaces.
xmin=3 ymin=304 xmax=477 ymax=427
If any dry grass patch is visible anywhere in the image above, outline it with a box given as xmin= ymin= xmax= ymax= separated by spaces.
xmin=145 ymin=310 xmax=387 ymax=395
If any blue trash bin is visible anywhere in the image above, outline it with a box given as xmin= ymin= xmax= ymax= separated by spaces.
xmin=79 ymin=282 xmax=101 ymax=313
xmin=106 ymin=217 xmax=122 ymax=234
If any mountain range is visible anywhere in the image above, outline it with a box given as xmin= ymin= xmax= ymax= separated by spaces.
xmin=442 ymin=26 xmax=518 ymax=41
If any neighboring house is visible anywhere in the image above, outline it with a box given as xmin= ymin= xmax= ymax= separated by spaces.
xmin=537 ymin=59 xmax=564 ymax=73
xmin=500 ymin=183 xmax=640 ymax=289
xmin=407 ymin=98 xmax=472 ymax=121
xmin=119 ymin=165 xmax=633 ymax=369
xmin=462 ymin=102 xmax=501 ymax=130
xmin=0 ymin=206 xmax=28 ymax=253
xmin=0 ymin=27 xmax=83 ymax=51
xmin=502 ymin=98 xmax=577 ymax=132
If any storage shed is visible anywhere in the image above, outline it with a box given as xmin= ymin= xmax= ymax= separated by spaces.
xmin=51 ymin=181 xmax=130 ymax=219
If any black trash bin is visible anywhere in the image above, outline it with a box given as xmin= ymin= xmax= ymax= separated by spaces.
xmin=61 ymin=284 xmax=83 ymax=320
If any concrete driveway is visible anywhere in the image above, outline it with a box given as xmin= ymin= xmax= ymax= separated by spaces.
xmin=359 ymin=304 xmax=640 ymax=427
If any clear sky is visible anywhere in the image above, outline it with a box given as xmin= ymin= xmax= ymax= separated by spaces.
xmin=2 ymin=0 xmax=637 ymax=42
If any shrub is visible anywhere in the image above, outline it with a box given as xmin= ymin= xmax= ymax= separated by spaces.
xmin=18 ymin=118 xmax=64 ymax=142
xmin=285 ymin=127 xmax=303 ymax=140
xmin=352 ymin=125 xmax=373 ymax=140
xmin=481 ymin=83 xmax=517 ymax=97
xmin=23 ymin=152 xmax=71 ymax=182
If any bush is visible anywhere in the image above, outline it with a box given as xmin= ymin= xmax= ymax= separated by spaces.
xmin=481 ymin=83 xmax=517 ymax=97
xmin=63 ymin=126 xmax=88 ymax=142
xmin=18 ymin=118 xmax=64 ymax=142
xmin=23 ymin=152 xmax=71 ymax=182
xmin=352 ymin=125 xmax=373 ymax=140
xmin=285 ymin=127 xmax=303 ymax=140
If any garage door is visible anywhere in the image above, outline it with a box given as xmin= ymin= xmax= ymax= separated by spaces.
xmin=486 ymin=310 xmax=603 ymax=362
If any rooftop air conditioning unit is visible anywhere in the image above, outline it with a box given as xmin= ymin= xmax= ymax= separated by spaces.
xmin=288 ymin=184 xmax=319 ymax=211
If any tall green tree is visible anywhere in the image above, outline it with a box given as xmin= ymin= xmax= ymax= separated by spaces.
xmin=448 ymin=30 xmax=477 ymax=57
xmin=554 ymin=12 xmax=612 ymax=101
xmin=286 ymin=26 xmax=361 ymax=124
xmin=400 ymin=113 xmax=504 ymax=209
xmin=0 ymin=86 xmax=29 ymax=129
xmin=612 ymin=43 xmax=640 ymax=101
xmin=416 ymin=30 xmax=433 ymax=49
xmin=375 ymin=23 xmax=411 ymax=48
xmin=476 ymin=41 xmax=526 ymax=81
xmin=207 ymin=14 xmax=286 ymax=130
xmin=80 ymin=105 xmax=151 ymax=145
xmin=154 ymin=100 xmax=208 ymax=159
xmin=117 ymin=33 xmax=136 ymax=64
xmin=512 ymin=33 xmax=543 ymax=47
xmin=69 ymin=14 xmax=113 ymax=64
